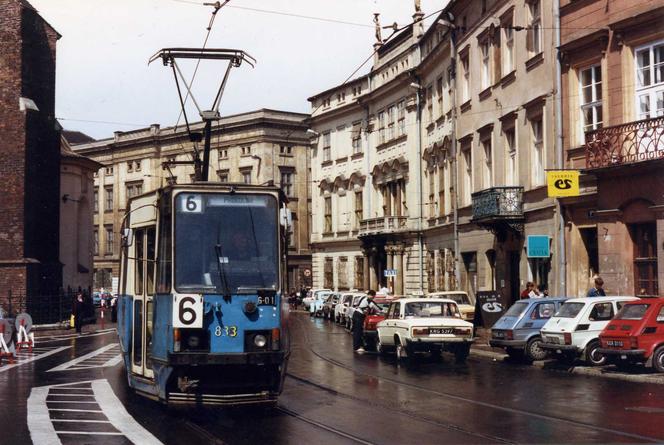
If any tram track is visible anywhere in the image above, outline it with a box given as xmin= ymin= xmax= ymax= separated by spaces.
xmin=293 ymin=315 xmax=663 ymax=444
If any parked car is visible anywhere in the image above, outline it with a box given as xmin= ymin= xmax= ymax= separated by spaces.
xmin=426 ymin=291 xmax=476 ymax=322
xmin=335 ymin=293 xmax=354 ymax=324
xmin=345 ymin=294 xmax=367 ymax=329
xmin=322 ymin=293 xmax=340 ymax=320
xmin=598 ymin=298 xmax=664 ymax=372
xmin=303 ymin=288 xmax=330 ymax=311
xmin=540 ymin=296 xmax=638 ymax=366
xmin=490 ymin=297 xmax=567 ymax=361
xmin=362 ymin=296 xmax=392 ymax=350
xmin=376 ymin=298 xmax=474 ymax=362
xmin=310 ymin=290 xmax=332 ymax=317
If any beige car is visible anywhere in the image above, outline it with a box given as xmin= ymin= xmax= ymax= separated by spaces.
xmin=426 ymin=291 xmax=475 ymax=322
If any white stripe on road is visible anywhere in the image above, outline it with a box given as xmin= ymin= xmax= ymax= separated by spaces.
xmin=47 ymin=343 xmax=119 ymax=372
xmin=27 ymin=386 xmax=60 ymax=445
xmin=0 ymin=346 xmax=70 ymax=374
xmin=36 ymin=329 xmax=116 ymax=343
xmin=92 ymin=380 xmax=163 ymax=445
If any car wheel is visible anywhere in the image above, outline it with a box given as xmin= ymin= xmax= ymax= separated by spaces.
xmin=526 ymin=337 xmax=548 ymax=361
xmin=652 ymin=346 xmax=664 ymax=373
xmin=585 ymin=340 xmax=606 ymax=366
xmin=455 ymin=344 xmax=470 ymax=363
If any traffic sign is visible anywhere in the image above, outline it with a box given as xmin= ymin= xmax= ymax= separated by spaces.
xmin=547 ymin=170 xmax=580 ymax=197
xmin=383 ymin=269 xmax=397 ymax=277
xmin=527 ymin=235 xmax=550 ymax=258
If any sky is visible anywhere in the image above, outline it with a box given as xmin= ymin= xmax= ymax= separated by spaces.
xmin=30 ymin=0 xmax=443 ymax=140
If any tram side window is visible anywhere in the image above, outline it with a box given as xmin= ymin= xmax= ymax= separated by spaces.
xmin=147 ymin=227 xmax=156 ymax=294
xmin=146 ymin=300 xmax=153 ymax=370
xmin=133 ymin=300 xmax=143 ymax=366
xmin=135 ymin=228 xmax=145 ymax=295
xmin=157 ymin=212 xmax=172 ymax=293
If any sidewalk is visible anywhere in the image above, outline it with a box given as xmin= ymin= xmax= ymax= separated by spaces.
xmin=470 ymin=327 xmax=664 ymax=385
xmin=33 ymin=308 xmax=117 ymax=338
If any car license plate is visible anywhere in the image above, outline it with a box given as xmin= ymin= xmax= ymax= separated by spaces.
xmin=607 ymin=340 xmax=623 ymax=347
xmin=430 ymin=328 xmax=454 ymax=335
xmin=547 ymin=336 xmax=560 ymax=344
xmin=493 ymin=331 xmax=505 ymax=338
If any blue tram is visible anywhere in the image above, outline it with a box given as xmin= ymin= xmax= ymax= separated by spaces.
xmin=117 ymin=183 xmax=290 ymax=406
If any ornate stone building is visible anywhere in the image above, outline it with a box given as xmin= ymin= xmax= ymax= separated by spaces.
xmin=72 ymin=109 xmax=312 ymax=293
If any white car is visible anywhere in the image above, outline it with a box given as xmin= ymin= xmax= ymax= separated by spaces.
xmin=310 ymin=291 xmax=332 ymax=317
xmin=426 ymin=291 xmax=476 ymax=322
xmin=334 ymin=293 xmax=355 ymax=324
xmin=345 ymin=294 xmax=367 ymax=329
xmin=540 ymin=296 xmax=639 ymax=366
xmin=376 ymin=298 xmax=474 ymax=362
xmin=303 ymin=288 xmax=330 ymax=311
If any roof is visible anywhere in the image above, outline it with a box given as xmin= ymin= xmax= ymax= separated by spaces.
xmin=62 ymin=130 xmax=96 ymax=144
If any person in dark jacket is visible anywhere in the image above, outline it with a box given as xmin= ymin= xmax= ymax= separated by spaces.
xmin=73 ymin=293 xmax=85 ymax=333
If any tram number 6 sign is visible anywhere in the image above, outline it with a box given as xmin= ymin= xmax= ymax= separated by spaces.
xmin=173 ymin=294 xmax=204 ymax=328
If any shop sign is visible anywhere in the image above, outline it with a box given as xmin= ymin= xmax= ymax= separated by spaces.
xmin=475 ymin=290 xmax=507 ymax=328
xmin=527 ymin=235 xmax=550 ymax=258
xmin=547 ymin=170 xmax=580 ymax=197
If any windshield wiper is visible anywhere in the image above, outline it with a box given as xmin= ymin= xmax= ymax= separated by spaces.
xmin=215 ymin=225 xmax=232 ymax=301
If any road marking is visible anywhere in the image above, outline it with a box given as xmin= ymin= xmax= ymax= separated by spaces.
xmin=28 ymin=380 xmax=163 ymax=445
xmin=47 ymin=343 xmax=121 ymax=372
xmin=36 ymin=329 xmax=116 ymax=343
xmin=0 ymin=346 xmax=70 ymax=374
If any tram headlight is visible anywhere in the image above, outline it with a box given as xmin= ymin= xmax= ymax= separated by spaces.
xmin=253 ymin=334 xmax=267 ymax=348
xmin=244 ymin=301 xmax=257 ymax=314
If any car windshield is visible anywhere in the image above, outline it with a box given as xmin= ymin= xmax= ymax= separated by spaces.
xmin=616 ymin=304 xmax=650 ymax=320
xmin=174 ymin=193 xmax=279 ymax=294
xmin=556 ymin=302 xmax=585 ymax=318
xmin=504 ymin=301 xmax=529 ymax=317
xmin=441 ymin=293 xmax=471 ymax=305
xmin=404 ymin=302 xmax=459 ymax=318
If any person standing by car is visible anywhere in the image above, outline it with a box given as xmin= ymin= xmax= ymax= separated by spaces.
xmin=111 ymin=295 xmax=118 ymax=323
xmin=587 ymin=277 xmax=606 ymax=297
xmin=520 ymin=282 xmax=535 ymax=299
xmin=352 ymin=290 xmax=380 ymax=353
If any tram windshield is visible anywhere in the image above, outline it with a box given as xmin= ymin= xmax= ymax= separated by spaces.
xmin=174 ymin=192 xmax=279 ymax=294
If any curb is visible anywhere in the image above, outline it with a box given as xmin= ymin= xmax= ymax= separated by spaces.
xmin=470 ymin=344 xmax=664 ymax=385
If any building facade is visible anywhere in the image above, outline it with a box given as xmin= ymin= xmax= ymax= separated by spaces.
xmin=309 ymin=0 xmax=563 ymax=303
xmin=0 ymin=0 xmax=63 ymax=309
xmin=560 ymin=0 xmax=664 ymax=297
xmin=72 ymin=109 xmax=312 ymax=293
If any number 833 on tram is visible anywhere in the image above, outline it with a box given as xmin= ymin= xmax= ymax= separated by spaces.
xmin=117 ymin=183 xmax=291 ymax=406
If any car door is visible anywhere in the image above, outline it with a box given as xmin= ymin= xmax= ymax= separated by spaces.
xmin=383 ymin=302 xmax=400 ymax=344
xmin=585 ymin=301 xmax=616 ymax=345
xmin=378 ymin=303 xmax=394 ymax=344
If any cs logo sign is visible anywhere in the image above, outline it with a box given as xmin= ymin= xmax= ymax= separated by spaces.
xmin=547 ymin=171 xmax=580 ymax=197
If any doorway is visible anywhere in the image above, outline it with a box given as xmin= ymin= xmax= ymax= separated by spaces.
xmin=630 ymin=223 xmax=658 ymax=296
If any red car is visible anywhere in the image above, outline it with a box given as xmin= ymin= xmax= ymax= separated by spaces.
xmin=362 ymin=295 xmax=395 ymax=350
xmin=598 ymin=298 xmax=664 ymax=372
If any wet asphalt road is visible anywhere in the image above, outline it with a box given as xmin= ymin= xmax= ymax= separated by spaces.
xmin=3 ymin=312 xmax=664 ymax=444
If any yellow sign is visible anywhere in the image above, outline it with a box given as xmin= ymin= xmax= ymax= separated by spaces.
xmin=547 ymin=170 xmax=580 ymax=197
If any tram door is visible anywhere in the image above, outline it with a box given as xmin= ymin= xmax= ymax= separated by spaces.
xmin=131 ymin=226 xmax=156 ymax=379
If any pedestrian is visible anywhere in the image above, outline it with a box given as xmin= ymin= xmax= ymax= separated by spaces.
xmin=111 ymin=296 xmax=118 ymax=323
xmin=587 ymin=277 xmax=606 ymax=297
xmin=352 ymin=290 xmax=380 ymax=353
xmin=520 ymin=282 xmax=535 ymax=299
xmin=537 ymin=283 xmax=549 ymax=297
xmin=73 ymin=292 xmax=84 ymax=333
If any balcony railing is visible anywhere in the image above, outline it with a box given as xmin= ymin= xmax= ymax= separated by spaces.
xmin=359 ymin=216 xmax=408 ymax=235
xmin=471 ymin=186 xmax=524 ymax=223
xmin=585 ymin=116 xmax=664 ymax=169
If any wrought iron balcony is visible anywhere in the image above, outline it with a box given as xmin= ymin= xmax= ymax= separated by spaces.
xmin=585 ymin=117 xmax=664 ymax=169
xmin=359 ymin=216 xmax=408 ymax=235
xmin=471 ymin=186 xmax=524 ymax=225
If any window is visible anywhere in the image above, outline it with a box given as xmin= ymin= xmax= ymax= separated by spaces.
xmin=93 ymin=229 xmax=99 ymax=256
xmin=397 ymin=100 xmax=406 ymax=136
xmin=241 ymin=145 xmax=251 ymax=155
xmin=531 ymin=118 xmax=544 ymax=186
xmin=126 ymin=182 xmax=143 ymax=200
xmin=482 ymin=136 xmax=493 ymax=188
xmin=338 ymin=257 xmax=348 ymax=289
xmin=281 ymin=171 xmax=294 ymax=197
xmin=93 ymin=188 xmax=99 ymax=213
xmin=436 ymin=77 xmax=444 ymax=115
xmin=324 ymin=257 xmax=333 ymax=289
xmin=378 ymin=111 xmax=386 ymax=144
xmin=481 ymin=40 xmax=491 ymax=89
xmin=127 ymin=161 xmax=133 ymax=172
xmin=589 ymin=303 xmax=614 ymax=322
xmin=217 ymin=170 xmax=229 ymax=182
xmin=352 ymin=123 xmax=362 ymax=154
xmin=279 ymin=145 xmax=293 ymax=155
xmin=429 ymin=172 xmax=436 ymax=218
xmin=288 ymin=218 xmax=297 ymax=248
xmin=631 ymin=223 xmax=658 ymax=296
xmin=502 ymin=22 xmax=514 ymax=75
xmin=105 ymin=226 xmax=114 ymax=255
xmin=322 ymin=132 xmax=331 ymax=162
xmin=528 ymin=1 xmax=542 ymax=55
xmin=462 ymin=147 xmax=472 ymax=205
xmin=635 ymin=42 xmax=664 ymax=119
xmin=580 ymin=65 xmax=603 ymax=134
xmin=438 ymin=163 xmax=446 ymax=216
xmin=324 ymin=197 xmax=332 ymax=232
xmin=426 ymin=86 xmax=434 ymax=123
xmin=135 ymin=160 xmax=141 ymax=171
xmin=387 ymin=105 xmax=395 ymax=140
xmin=219 ymin=149 xmax=228 ymax=159
xmin=241 ymin=170 xmax=252 ymax=184
xmin=354 ymin=191 xmax=363 ymax=228
xmin=461 ymin=54 xmax=470 ymax=103
xmin=505 ymin=128 xmax=517 ymax=186
xmin=104 ymin=186 xmax=113 ymax=211
xmin=105 ymin=166 xmax=114 ymax=176
xmin=354 ymin=256 xmax=364 ymax=289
